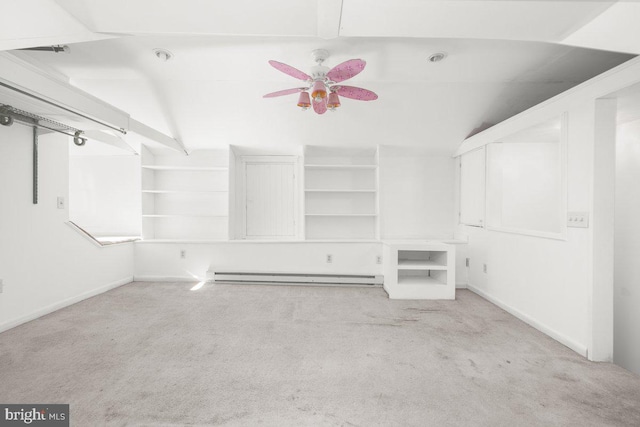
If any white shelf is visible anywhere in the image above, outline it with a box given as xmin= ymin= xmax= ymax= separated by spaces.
xmin=142 ymin=190 xmax=228 ymax=194
xmin=397 ymin=259 xmax=448 ymax=270
xmin=305 ymin=213 xmax=377 ymax=217
xmin=142 ymin=165 xmax=228 ymax=171
xmin=141 ymin=148 xmax=230 ymax=241
xmin=142 ymin=214 xmax=228 ymax=218
xmin=304 ymin=189 xmax=376 ymax=193
xmin=139 ymin=239 xmax=229 ymax=243
xmin=397 ymin=276 xmax=447 ymax=286
xmin=304 ymin=164 xmax=377 ymax=170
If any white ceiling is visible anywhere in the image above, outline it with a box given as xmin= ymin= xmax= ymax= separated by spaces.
xmin=2 ymin=0 xmax=638 ymax=153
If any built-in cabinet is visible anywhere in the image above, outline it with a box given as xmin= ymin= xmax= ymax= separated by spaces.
xmin=383 ymin=242 xmax=455 ymax=299
xmin=303 ymin=146 xmax=379 ymax=240
xmin=141 ymin=147 xmax=230 ymax=241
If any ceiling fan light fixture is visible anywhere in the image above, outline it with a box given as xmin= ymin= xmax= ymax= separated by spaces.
xmin=297 ymin=92 xmax=311 ymax=110
xmin=263 ymin=50 xmax=378 ymax=115
xmin=311 ymin=81 xmax=327 ymax=101
xmin=327 ymin=92 xmax=341 ymax=110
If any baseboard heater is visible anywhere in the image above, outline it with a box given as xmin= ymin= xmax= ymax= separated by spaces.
xmin=209 ymin=271 xmax=383 ymax=287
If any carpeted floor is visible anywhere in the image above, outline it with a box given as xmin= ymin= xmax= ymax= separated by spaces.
xmin=0 ymin=282 xmax=639 ymax=426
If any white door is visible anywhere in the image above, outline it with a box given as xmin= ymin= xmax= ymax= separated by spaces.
xmin=245 ymin=162 xmax=296 ymax=238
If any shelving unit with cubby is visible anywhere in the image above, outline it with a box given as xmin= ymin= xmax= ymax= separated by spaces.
xmin=383 ymin=242 xmax=455 ymax=299
xmin=141 ymin=147 xmax=230 ymax=241
xmin=303 ymin=146 xmax=379 ymax=240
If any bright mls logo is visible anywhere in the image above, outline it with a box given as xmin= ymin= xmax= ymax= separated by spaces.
xmin=0 ymin=405 xmax=68 ymax=426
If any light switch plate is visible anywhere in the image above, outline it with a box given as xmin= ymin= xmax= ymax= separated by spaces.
xmin=568 ymin=212 xmax=589 ymax=228
xmin=57 ymin=197 xmax=65 ymax=209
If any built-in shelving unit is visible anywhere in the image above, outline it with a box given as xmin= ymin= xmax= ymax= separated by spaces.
xmin=141 ymin=147 xmax=230 ymax=241
xmin=303 ymin=146 xmax=379 ymax=240
xmin=383 ymin=242 xmax=455 ymax=299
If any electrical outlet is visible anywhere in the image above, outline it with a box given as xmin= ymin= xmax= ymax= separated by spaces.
xmin=326 ymin=254 xmax=333 ymax=263
xmin=465 ymin=258 xmax=470 ymax=267
xmin=376 ymin=255 xmax=382 ymax=264
xmin=567 ymin=212 xmax=589 ymax=228
xmin=57 ymin=197 xmax=65 ymax=209
xmin=0 ymin=279 xmax=3 ymax=293
xmin=483 ymin=264 xmax=487 ymax=273
xmin=180 ymin=250 xmax=186 ymax=259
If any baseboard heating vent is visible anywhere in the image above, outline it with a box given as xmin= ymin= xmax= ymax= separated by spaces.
xmin=208 ymin=271 xmax=383 ymax=287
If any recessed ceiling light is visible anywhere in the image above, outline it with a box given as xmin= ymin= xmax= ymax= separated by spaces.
xmin=153 ymin=49 xmax=173 ymax=62
xmin=428 ymin=52 xmax=447 ymax=63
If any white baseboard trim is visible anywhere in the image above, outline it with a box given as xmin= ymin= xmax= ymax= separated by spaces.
xmin=133 ymin=275 xmax=200 ymax=282
xmin=0 ymin=276 xmax=133 ymax=334
xmin=466 ymin=284 xmax=588 ymax=358
xmin=455 ymin=282 xmax=468 ymax=289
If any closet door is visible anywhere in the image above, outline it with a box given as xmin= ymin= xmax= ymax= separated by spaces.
xmin=245 ymin=162 xmax=296 ymax=238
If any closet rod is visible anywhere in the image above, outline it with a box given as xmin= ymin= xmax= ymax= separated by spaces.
xmin=0 ymin=81 xmax=126 ymax=134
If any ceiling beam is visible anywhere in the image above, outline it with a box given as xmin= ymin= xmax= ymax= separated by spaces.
xmin=128 ymin=119 xmax=186 ymax=154
xmin=317 ymin=0 xmax=343 ymax=39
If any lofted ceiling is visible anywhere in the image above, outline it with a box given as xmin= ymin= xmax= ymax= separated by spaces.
xmin=1 ymin=0 xmax=638 ymax=153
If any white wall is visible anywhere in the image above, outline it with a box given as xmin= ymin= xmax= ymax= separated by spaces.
xmin=135 ymin=242 xmax=382 ymax=281
xmin=379 ymin=146 xmax=455 ymax=240
xmin=457 ymin=102 xmax=599 ymax=357
xmin=0 ymin=125 xmax=134 ymax=332
xmin=69 ymin=154 xmax=141 ymax=236
xmin=614 ymin=120 xmax=640 ymax=375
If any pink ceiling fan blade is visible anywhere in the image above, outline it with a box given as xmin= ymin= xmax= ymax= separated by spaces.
xmin=268 ymin=60 xmax=311 ymax=81
xmin=334 ymin=85 xmax=378 ymax=101
xmin=263 ymin=87 xmax=307 ymax=98
xmin=327 ymin=59 xmax=366 ymax=83
xmin=313 ymin=98 xmax=327 ymax=115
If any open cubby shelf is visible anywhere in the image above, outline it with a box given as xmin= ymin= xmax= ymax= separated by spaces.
xmin=303 ymin=146 xmax=379 ymax=240
xmin=383 ymin=244 xmax=455 ymax=300
xmin=397 ymin=259 xmax=447 ymax=270
xmin=397 ymin=275 xmax=448 ymax=286
xmin=141 ymin=148 xmax=230 ymax=241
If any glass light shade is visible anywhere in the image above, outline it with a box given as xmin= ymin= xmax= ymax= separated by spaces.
xmin=297 ymin=91 xmax=311 ymax=109
xmin=311 ymin=81 xmax=327 ymax=101
xmin=327 ymin=92 xmax=341 ymax=110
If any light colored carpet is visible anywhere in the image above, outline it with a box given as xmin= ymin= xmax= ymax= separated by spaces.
xmin=0 ymin=283 xmax=639 ymax=426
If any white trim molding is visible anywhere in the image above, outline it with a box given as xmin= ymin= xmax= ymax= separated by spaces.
xmin=0 ymin=277 xmax=133 ymax=334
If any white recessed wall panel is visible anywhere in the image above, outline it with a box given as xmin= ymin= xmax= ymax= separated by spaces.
xmin=379 ymin=147 xmax=455 ymax=240
xmin=296 ymin=216 xmax=376 ymax=241
xmin=459 ymin=147 xmax=485 ymax=227
xmin=487 ymin=142 xmax=564 ymax=234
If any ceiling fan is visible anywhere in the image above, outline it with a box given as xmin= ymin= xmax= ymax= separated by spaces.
xmin=263 ymin=49 xmax=378 ymax=115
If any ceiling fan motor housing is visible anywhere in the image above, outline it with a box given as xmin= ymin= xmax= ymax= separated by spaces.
xmin=310 ymin=65 xmax=330 ymax=82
